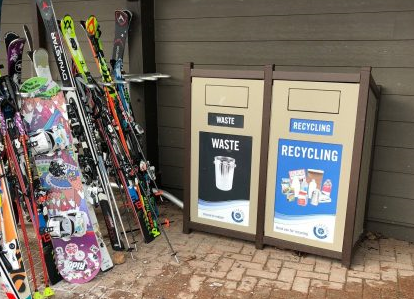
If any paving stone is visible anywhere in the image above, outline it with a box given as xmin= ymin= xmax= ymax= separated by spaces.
xmin=217 ymin=258 xmax=235 ymax=272
xmin=265 ymin=258 xmax=282 ymax=272
xmin=284 ymin=261 xmax=314 ymax=272
xmin=329 ymin=267 xmax=346 ymax=283
xmin=226 ymin=267 xmax=245 ymax=281
xmin=362 ymin=280 xmax=381 ymax=299
xmin=246 ymin=268 xmax=278 ymax=280
xmin=237 ymin=276 xmax=257 ymax=292
xmin=398 ymin=269 xmax=414 ymax=277
xmin=380 ymin=261 xmax=414 ymax=271
xmin=292 ymin=277 xmax=310 ymax=293
xmin=224 ymin=280 xmax=238 ymax=290
xmin=227 ymin=253 xmax=252 ymax=262
xmin=213 ymin=244 xmax=241 ymax=254
xmin=311 ymin=279 xmax=344 ymax=290
xmin=233 ymin=260 xmax=263 ymax=270
xmin=251 ymin=250 xmax=269 ymax=264
xmin=396 ymin=252 xmax=412 ymax=264
xmin=258 ymin=278 xmax=291 ymax=290
xmin=204 ymin=253 xmax=222 ymax=263
xmin=308 ymin=286 xmax=327 ymax=299
xmin=240 ymin=244 xmax=256 ymax=256
xmin=364 ymin=253 xmax=396 ymax=262
xmin=347 ymin=270 xmax=380 ymax=280
xmin=187 ymin=259 xmax=215 ymax=271
xmin=278 ymin=267 xmax=296 ymax=283
xmin=199 ymin=269 xmax=227 ymax=279
xmin=297 ymin=270 xmax=328 ymax=280
xmin=346 ymin=276 xmax=362 ymax=284
xmin=398 ymin=275 xmax=414 ymax=299
xmin=364 ymin=259 xmax=380 ymax=273
xmin=381 ymin=268 xmax=398 ymax=282
xmin=270 ymin=289 xmax=306 ymax=299
xmin=177 ymin=291 xmax=194 ymax=299
xmin=270 ymin=249 xmax=300 ymax=262
xmin=314 ymin=257 xmax=332 ymax=273
xmin=299 ymin=255 xmax=316 ymax=265
xmin=188 ymin=274 xmax=206 ymax=292
xmin=251 ymin=286 xmax=272 ymax=298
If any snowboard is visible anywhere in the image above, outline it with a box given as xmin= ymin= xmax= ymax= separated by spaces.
xmin=0 ymin=163 xmax=32 ymax=299
xmin=20 ymin=77 xmax=101 ymax=284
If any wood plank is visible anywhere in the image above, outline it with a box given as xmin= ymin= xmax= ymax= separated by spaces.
xmin=155 ymin=40 xmax=414 ymax=68
xmin=53 ymin=0 xmax=127 ymax=22
xmin=158 ymin=127 xmax=184 ymax=148
xmin=2 ymin=3 xmax=31 ymax=24
xmin=159 ymin=147 xmax=184 ymax=168
xmin=1 ymin=23 xmax=33 ymax=36
xmin=155 ymin=11 xmax=414 ymax=42
xmin=155 ymin=0 xmax=414 ymax=19
xmin=156 ymin=63 xmax=414 ymax=96
xmin=158 ymin=106 xmax=184 ymax=128
xmin=159 ymin=165 xmax=183 ymax=189
xmin=373 ymin=146 xmax=414 ymax=175
xmin=378 ymin=95 xmax=414 ymax=122
xmin=370 ymin=170 xmax=414 ymax=200
xmin=375 ymin=121 xmax=414 ymax=148
xmin=366 ymin=220 xmax=414 ymax=243
xmin=3 ymin=0 xmax=30 ymax=4
xmin=158 ymin=85 xmax=183 ymax=107
xmin=367 ymin=194 xmax=414 ymax=226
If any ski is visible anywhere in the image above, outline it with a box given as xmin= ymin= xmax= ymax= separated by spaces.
xmin=111 ymin=10 xmax=132 ymax=69
xmin=58 ymin=14 xmax=129 ymax=254
xmin=0 ymin=162 xmax=32 ymax=299
xmin=60 ymin=14 xmax=141 ymax=251
xmin=83 ymin=15 xmax=178 ymax=261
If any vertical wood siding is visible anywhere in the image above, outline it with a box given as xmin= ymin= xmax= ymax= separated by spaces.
xmin=154 ymin=0 xmax=414 ymax=241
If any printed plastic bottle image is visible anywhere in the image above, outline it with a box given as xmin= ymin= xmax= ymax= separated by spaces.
xmin=291 ymin=176 xmax=301 ymax=198
xmin=214 ymin=156 xmax=236 ymax=191
xmin=308 ymin=179 xmax=317 ymax=199
xmin=322 ymin=179 xmax=332 ymax=196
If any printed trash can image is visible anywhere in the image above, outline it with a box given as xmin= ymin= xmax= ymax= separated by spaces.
xmin=214 ymin=156 xmax=236 ymax=191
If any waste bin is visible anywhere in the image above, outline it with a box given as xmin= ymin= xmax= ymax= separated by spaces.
xmin=256 ymin=67 xmax=380 ymax=266
xmin=183 ymin=64 xmax=267 ymax=240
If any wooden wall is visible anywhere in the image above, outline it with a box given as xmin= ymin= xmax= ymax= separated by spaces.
xmin=154 ymin=0 xmax=414 ymax=242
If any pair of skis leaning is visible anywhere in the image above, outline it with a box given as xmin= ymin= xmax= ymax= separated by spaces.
xmin=36 ymin=0 xmax=178 ymax=262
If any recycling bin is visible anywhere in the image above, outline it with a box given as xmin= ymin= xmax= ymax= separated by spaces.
xmin=257 ymin=67 xmax=380 ymax=266
xmin=183 ymin=64 xmax=266 ymax=240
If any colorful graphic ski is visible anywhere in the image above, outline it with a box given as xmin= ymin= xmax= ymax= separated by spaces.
xmin=20 ymin=77 xmax=101 ymax=283
xmin=0 ymin=163 xmax=32 ymax=299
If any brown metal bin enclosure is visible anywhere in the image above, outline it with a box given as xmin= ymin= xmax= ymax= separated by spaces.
xmin=258 ymin=67 xmax=380 ymax=266
xmin=183 ymin=64 xmax=266 ymax=241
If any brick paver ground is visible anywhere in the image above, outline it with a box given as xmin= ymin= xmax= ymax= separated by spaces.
xmin=2 ymin=202 xmax=414 ymax=298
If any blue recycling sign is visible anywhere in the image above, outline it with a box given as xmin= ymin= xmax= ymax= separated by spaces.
xmin=273 ymin=139 xmax=343 ymax=243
